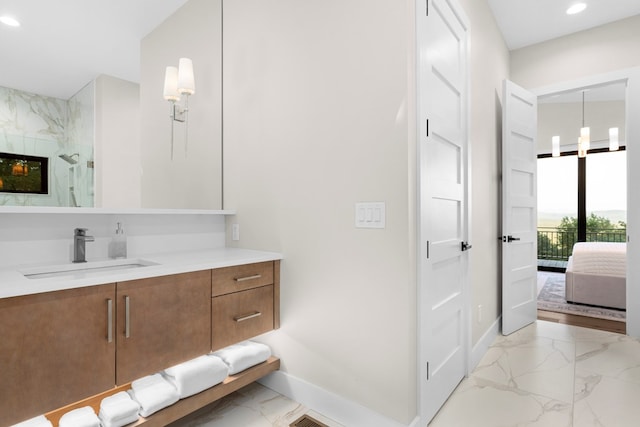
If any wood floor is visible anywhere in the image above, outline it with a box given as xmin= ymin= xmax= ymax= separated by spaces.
xmin=538 ymin=309 xmax=626 ymax=334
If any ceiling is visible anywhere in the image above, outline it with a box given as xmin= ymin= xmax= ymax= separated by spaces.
xmin=488 ymin=0 xmax=640 ymax=50
xmin=2 ymin=1 xmax=640 ymax=100
xmin=0 ymin=0 xmax=187 ymax=99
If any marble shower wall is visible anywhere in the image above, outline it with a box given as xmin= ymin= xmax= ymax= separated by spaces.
xmin=0 ymin=83 xmax=94 ymax=207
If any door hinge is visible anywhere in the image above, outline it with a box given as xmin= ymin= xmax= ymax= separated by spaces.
xmin=426 ymin=361 xmax=430 ymax=380
xmin=426 ymin=241 xmax=430 ymax=259
xmin=426 ymin=0 xmax=429 ymax=16
xmin=426 ymin=118 xmax=429 ymax=137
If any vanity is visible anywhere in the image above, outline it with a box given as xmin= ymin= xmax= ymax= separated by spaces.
xmin=0 ymin=225 xmax=282 ymax=426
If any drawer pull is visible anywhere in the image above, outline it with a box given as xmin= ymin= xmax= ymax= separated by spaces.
xmin=233 ymin=311 xmax=262 ymax=322
xmin=234 ymin=274 xmax=262 ymax=283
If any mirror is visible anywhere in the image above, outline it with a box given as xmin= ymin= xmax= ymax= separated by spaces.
xmin=0 ymin=0 xmax=222 ymax=210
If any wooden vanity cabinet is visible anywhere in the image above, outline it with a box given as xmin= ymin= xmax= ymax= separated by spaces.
xmin=116 ymin=270 xmax=212 ymax=384
xmin=1 ymin=260 xmax=280 ymax=425
xmin=212 ymin=261 xmax=280 ymax=350
xmin=0 ymin=284 xmax=116 ymax=426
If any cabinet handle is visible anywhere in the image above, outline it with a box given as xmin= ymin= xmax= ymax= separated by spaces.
xmin=233 ymin=311 xmax=262 ymax=322
xmin=234 ymin=274 xmax=262 ymax=283
xmin=124 ymin=295 xmax=131 ymax=338
xmin=107 ymin=299 xmax=113 ymax=343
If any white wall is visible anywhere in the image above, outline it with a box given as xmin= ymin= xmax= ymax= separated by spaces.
xmin=223 ymin=0 xmax=415 ymax=423
xmin=95 ymin=75 xmax=141 ymax=208
xmin=222 ymin=0 xmax=510 ymax=423
xmin=457 ymin=0 xmax=510 ymax=347
xmin=140 ymin=0 xmax=222 ymax=209
xmin=511 ymin=15 xmax=640 ymax=89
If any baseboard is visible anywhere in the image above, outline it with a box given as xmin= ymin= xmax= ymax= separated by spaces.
xmin=470 ymin=316 xmax=501 ymax=372
xmin=258 ymin=371 xmax=420 ymax=427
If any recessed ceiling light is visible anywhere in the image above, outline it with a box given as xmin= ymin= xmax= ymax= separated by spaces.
xmin=0 ymin=15 xmax=20 ymax=27
xmin=566 ymin=3 xmax=587 ymax=15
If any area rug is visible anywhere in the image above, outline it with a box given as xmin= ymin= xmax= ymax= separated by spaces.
xmin=537 ymin=274 xmax=626 ymax=322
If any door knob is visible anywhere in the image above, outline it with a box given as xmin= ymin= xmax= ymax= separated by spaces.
xmin=503 ymin=235 xmax=520 ymax=242
xmin=461 ymin=241 xmax=473 ymax=251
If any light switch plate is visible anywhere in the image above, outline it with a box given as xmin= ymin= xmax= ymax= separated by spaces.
xmin=355 ymin=202 xmax=386 ymax=229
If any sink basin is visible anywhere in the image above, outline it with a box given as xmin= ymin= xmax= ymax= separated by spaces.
xmin=21 ymin=258 xmax=159 ymax=280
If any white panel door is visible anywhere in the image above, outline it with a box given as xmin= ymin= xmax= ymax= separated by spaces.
xmin=501 ymin=79 xmax=538 ymax=336
xmin=417 ymin=0 xmax=470 ymax=423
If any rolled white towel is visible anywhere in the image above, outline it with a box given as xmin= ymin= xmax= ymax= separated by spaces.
xmin=10 ymin=415 xmax=53 ymax=427
xmin=99 ymin=391 xmax=141 ymax=427
xmin=128 ymin=373 xmax=179 ymax=417
xmin=163 ymin=355 xmax=229 ymax=398
xmin=58 ymin=406 xmax=101 ymax=427
xmin=212 ymin=341 xmax=271 ymax=375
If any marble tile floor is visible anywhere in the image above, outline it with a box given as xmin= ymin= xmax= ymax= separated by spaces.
xmin=430 ymin=320 xmax=640 ymax=427
xmin=170 ymin=320 xmax=640 ymax=427
xmin=168 ymin=382 xmax=344 ymax=427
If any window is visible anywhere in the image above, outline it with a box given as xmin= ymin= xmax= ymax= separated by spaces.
xmin=537 ymin=149 xmax=626 ymax=263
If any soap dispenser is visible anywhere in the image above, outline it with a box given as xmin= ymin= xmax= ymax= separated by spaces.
xmin=109 ymin=222 xmax=127 ymax=259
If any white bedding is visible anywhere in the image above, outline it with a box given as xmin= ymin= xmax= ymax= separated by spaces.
xmin=570 ymin=242 xmax=626 ymax=277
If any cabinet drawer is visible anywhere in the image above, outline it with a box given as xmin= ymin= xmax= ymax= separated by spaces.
xmin=212 ymin=261 xmax=274 ymax=296
xmin=212 ymin=285 xmax=274 ymax=350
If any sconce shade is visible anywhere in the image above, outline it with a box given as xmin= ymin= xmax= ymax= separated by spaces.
xmin=552 ymin=136 xmax=560 ymax=157
xmin=609 ymin=127 xmax=619 ymax=151
xmin=178 ymin=58 xmax=196 ymax=95
xmin=178 ymin=58 xmax=195 ymax=95
xmin=163 ymin=66 xmax=180 ymax=101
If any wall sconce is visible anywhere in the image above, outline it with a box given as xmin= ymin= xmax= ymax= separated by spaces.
xmin=163 ymin=57 xmax=195 ymax=159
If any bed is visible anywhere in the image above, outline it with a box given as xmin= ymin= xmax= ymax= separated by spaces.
xmin=565 ymin=242 xmax=626 ymax=310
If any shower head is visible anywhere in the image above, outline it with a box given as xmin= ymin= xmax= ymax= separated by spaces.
xmin=58 ymin=153 xmax=79 ymax=165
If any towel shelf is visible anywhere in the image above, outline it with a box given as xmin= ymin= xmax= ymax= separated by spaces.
xmin=44 ymin=357 xmax=281 ymax=427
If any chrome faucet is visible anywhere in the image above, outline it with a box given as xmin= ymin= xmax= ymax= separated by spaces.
xmin=73 ymin=228 xmax=95 ymax=263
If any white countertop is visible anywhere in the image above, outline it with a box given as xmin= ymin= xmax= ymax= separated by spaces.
xmin=0 ymin=248 xmax=282 ymax=299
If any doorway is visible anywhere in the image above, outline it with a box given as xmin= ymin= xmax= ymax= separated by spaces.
xmin=535 ymin=81 xmax=627 ymax=334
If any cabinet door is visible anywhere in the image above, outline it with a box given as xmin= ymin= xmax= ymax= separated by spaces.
xmin=116 ymin=270 xmax=211 ymax=384
xmin=0 ymin=284 xmax=116 ymax=426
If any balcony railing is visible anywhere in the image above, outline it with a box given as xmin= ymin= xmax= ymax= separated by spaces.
xmin=537 ymin=227 xmax=627 ymax=261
